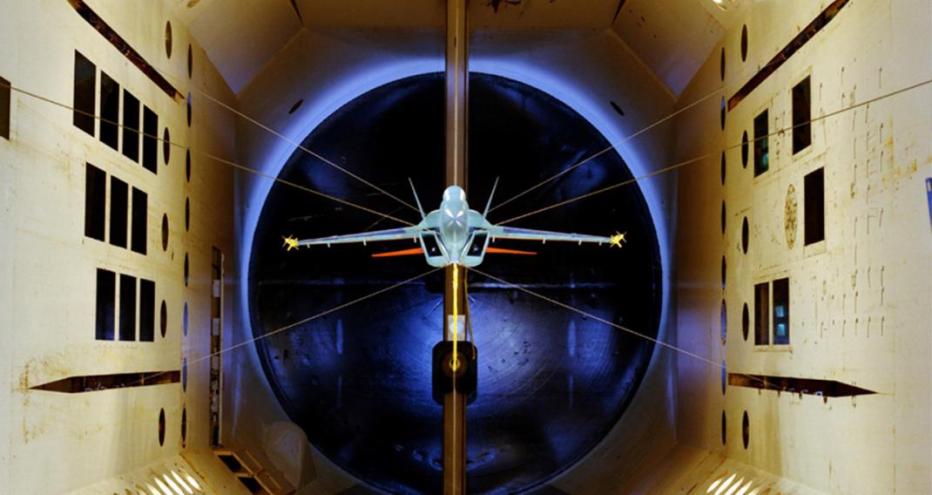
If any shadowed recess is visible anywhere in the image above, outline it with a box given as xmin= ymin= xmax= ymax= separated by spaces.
xmin=249 ymin=73 xmax=662 ymax=494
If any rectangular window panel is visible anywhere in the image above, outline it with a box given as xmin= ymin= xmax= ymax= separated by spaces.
xmin=792 ymin=76 xmax=812 ymax=154
xmin=142 ymin=106 xmax=158 ymax=173
xmin=119 ymin=274 xmax=136 ymax=341
xmin=804 ymin=167 xmax=825 ymax=245
xmin=139 ymin=278 xmax=155 ymax=342
xmin=753 ymin=109 xmax=769 ymax=176
xmin=131 ymin=187 xmax=148 ymax=254
xmin=95 ymin=268 xmax=115 ymax=340
xmin=73 ymin=51 xmax=96 ymax=136
xmin=99 ymin=71 xmax=120 ymax=150
xmin=754 ymin=282 xmax=770 ymax=345
xmin=0 ymin=75 xmax=10 ymax=139
xmin=772 ymin=278 xmax=790 ymax=345
xmin=109 ymin=176 xmax=128 ymax=248
xmin=122 ymin=90 xmax=140 ymax=162
xmin=84 ymin=163 xmax=106 ymax=241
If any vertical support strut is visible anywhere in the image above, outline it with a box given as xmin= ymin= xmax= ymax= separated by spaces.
xmin=445 ymin=0 xmax=468 ymax=190
xmin=443 ymin=0 xmax=469 ymax=493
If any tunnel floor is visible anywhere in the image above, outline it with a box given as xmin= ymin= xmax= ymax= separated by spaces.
xmin=249 ymin=73 xmax=662 ymax=494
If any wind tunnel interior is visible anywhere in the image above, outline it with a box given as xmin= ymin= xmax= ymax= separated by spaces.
xmin=2 ymin=1 xmax=930 ymax=494
xmin=249 ymin=73 xmax=663 ymax=493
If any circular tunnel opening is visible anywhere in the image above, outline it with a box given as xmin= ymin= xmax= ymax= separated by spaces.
xmin=249 ymin=73 xmax=662 ymax=494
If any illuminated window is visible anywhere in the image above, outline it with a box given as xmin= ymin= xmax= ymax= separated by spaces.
xmin=72 ymin=51 xmax=96 ymax=136
xmin=754 ymin=282 xmax=769 ymax=345
xmin=119 ymin=274 xmax=136 ymax=341
xmin=109 ymin=176 xmax=128 ymax=248
xmin=772 ymin=278 xmax=790 ymax=345
xmin=95 ymin=268 xmax=116 ymax=340
xmin=804 ymin=167 xmax=824 ymax=244
xmin=84 ymin=163 xmax=106 ymax=241
xmin=792 ymin=76 xmax=812 ymax=153
xmin=99 ymin=71 xmax=120 ymax=150
xmin=753 ymin=109 xmax=769 ymax=176
xmin=131 ymin=187 xmax=147 ymax=254
xmin=122 ymin=90 xmax=140 ymax=162
xmin=754 ymin=278 xmax=791 ymax=346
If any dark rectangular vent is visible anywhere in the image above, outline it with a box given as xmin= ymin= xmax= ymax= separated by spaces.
xmin=754 ymin=282 xmax=769 ymax=345
xmin=804 ymin=168 xmax=825 ymax=244
xmin=99 ymin=71 xmax=120 ymax=150
xmin=729 ymin=373 xmax=876 ymax=399
xmin=73 ymin=51 xmax=96 ymax=136
xmin=84 ymin=163 xmax=107 ymax=241
xmin=66 ymin=0 xmax=182 ymax=100
xmin=753 ymin=109 xmax=769 ymax=176
xmin=122 ymin=90 xmax=140 ymax=161
xmin=95 ymin=268 xmax=116 ymax=340
xmin=139 ymin=278 xmax=155 ymax=341
xmin=792 ymin=76 xmax=812 ymax=153
xmin=727 ymin=0 xmax=849 ymax=110
xmin=0 ymin=75 xmax=10 ymax=139
xmin=109 ymin=176 xmax=128 ymax=248
xmin=131 ymin=187 xmax=147 ymax=254
xmin=142 ymin=106 xmax=158 ymax=173
xmin=31 ymin=370 xmax=180 ymax=393
xmin=119 ymin=274 xmax=136 ymax=341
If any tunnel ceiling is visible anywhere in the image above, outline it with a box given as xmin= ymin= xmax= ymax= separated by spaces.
xmin=177 ymin=0 xmax=734 ymax=94
xmin=248 ymin=73 xmax=662 ymax=494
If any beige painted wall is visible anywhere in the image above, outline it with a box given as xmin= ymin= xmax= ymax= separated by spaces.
xmin=673 ymin=0 xmax=931 ymax=493
xmin=0 ymin=0 xmax=242 ymax=492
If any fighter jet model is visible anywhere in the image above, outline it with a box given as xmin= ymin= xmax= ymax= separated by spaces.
xmin=282 ymin=180 xmax=625 ymax=268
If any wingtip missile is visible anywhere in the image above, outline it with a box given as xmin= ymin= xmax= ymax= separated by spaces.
xmin=609 ymin=232 xmax=627 ymax=248
xmin=282 ymin=235 xmax=300 ymax=251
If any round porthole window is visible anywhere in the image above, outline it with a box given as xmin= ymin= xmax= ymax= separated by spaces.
xmin=161 ymin=214 xmax=169 ymax=251
xmin=742 ymin=303 xmax=750 ymax=341
xmin=742 ymin=216 xmax=750 ymax=254
xmin=719 ymin=47 xmax=725 ymax=81
xmin=720 ymin=152 xmax=726 ymax=185
xmin=720 ymin=97 xmax=726 ymax=130
xmin=741 ymin=131 xmax=749 ymax=168
xmin=160 ymin=300 xmax=167 ymax=338
xmin=721 ymin=411 xmax=727 ymax=445
xmin=164 ymin=22 xmax=173 ymax=59
xmin=163 ymin=128 xmax=171 ymax=165
xmin=183 ymin=302 xmax=189 ymax=336
xmin=185 ymin=198 xmax=190 ymax=232
xmin=721 ymin=201 xmax=727 ymax=235
xmin=721 ymin=360 xmax=727 ymax=395
xmin=185 ymin=149 xmax=192 ymax=182
xmin=184 ymin=253 xmax=189 ymax=287
xmin=158 ymin=408 xmax=166 ymax=446
xmin=181 ymin=407 xmax=187 ymax=447
xmin=721 ymin=256 xmax=727 ymax=288
xmin=720 ymin=300 xmax=727 ymax=345
xmin=187 ymin=44 xmax=193 ymax=78
xmin=742 ymin=410 xmax=750 ymax=449
xmin=740 ymin=25 xmax=749 ymax=62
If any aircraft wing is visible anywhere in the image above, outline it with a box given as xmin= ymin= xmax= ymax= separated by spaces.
xmin=284 ymin=226 xmax=421 ymax=251
xmin=487 ymin=225 xmax=625 ymax=247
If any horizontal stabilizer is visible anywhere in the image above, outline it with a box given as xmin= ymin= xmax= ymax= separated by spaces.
xmin=371 ymin=247 xmax=424 ymax=258
xmin=486 ymin=247 xmax=537 ymax=256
